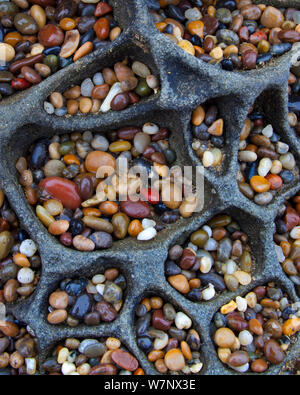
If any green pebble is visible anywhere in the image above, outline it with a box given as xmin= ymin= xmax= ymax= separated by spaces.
xmin=135 ymin=79 xmax=152 ymax=97
xmin=43 ymin=55 xmax=59 ymax=73
xmin=59 ymin=141 xmax=75 ymax=156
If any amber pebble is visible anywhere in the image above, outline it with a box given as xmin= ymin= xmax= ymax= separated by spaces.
xmin=92 ymin=84 xmax=110 ymax=99
xmin=4 ymin=32 xmax=22 ymax=47
xmin=282 ymin=318 xmax=300 ymax=336
xmin=168 ymin=274 xmax=190 ymax=294
xmin=79 ymin=97 xmax=92 ymax=113
xmin=47 ymin=309 xmax=67 ymax=324
xmin=4 ymin=279 xmax=18 ymax=302
xmin=249 ymin=318 xmax=263 ymax=336
xmin=85 ymin=151 xmax=116 ymax=174
xmin=264 ymin=319 xmax=282 ymax=339
xmin=250 ymin=176 xmax=270 ymax=193
xmin=192 ymin=105 xmax=205 ymax=126
xmin=99 ymin=201 xmax=118 ymax=216
xmin=94 ymin=2 xmax=112 ymax=17
xmin=48 ymin=220 xmax=70 ymax=235
xmin=38 ymin=24 xmax=64 ymax=47
xmin=73 ymin=41 xmax=93 ymax=61
xmin=187 ymin=20 xmax=204 ymax=38
xmin=60 ymin=17 xmax=76 ymax=31
xmin=164 ymin=349 xmax=185 ymax=372
xmin=207 ymin=119 xmax=223 ymax=136
xmin=64 ymin=85 xmax=81 ymax=99
xmin=128 ymin=220 xmax=143 ymax=237
xmin=251 ymin=358 xmax=268 ymax=373
xmin=0 ymin=321 xmax=19 ymax=337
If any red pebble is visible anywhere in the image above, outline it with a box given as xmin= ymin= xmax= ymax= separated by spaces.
xmin=249 ymin=31 xmax=267 ymax=45
xmin=60 ymin=232 xmax=73 ymax=247
xmin=39 ymin=177 xmax=82 ymax=210
xmin=93 ymin=17 xmax=110 ymax=40
xmin=140 ymin=188 xmax=160 ymax=205
xmin=94 ymin=2 xmax=112 ymax=17
xmin=11 ymin=78 xmax=32 ymax=90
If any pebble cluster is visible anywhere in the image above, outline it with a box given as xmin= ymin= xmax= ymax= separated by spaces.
xmin=288 ymin=67 xmax=300 ymax=137
xmin=47 ymin=267 xmax=125 ymax=326
xmin=166 ymin=214 xmax=254 ymax=302
xmin=237 ymin=106 xmax=298 ymax=206
xmin=135 ymin=296 xmax=203 ymax=374
xmin=17 ymin=124 xmax=199 ymax=251
xmin=0 ymin=310 xmax=38 ymax=375
xmin=43 ymin=337 xmax=143 ymax=375
xmin=43 ymin=59 xmax=160 ymax=116
xmin=213 ymin=283 xmax=300 ymax=373
xmin=148 ymin=0 xmax=300 ymax=70
xmin=191 ymin=101 xmax=225 ymax=168
xmin=0 ymin=0 xmax=121 ymax=101
xmin=274 ymin=192 xmax=300 ymax=296
xmin=0 ymin=189 xmax=40 ymax=303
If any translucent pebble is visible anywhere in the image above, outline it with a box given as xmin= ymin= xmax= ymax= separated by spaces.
xmin=142 ymin=122 xmax=159 ymax=135
xmin=236 ymin=296 xmax=247 ymax=312
xmin=81 ymin=78 xmax=94 ymax=97
xmin=202 ymin=283 xmax=215 ymax=300
xmin=44 ymin=101 xmax=54 ymax=114
xmin=93 ymin=72 xmax=104 ymax=85
xmin=175 ymin=311 xmax=192 ymax=329
xmin=276 ymin=141 xmax=289 ymax=155
xmin=96 ymin=284 xmax=105 ymax=295
xmin=238 ymin=330 xmax=253 ymax=346
xmin=25 ymin=358 xmax=37 ymax=375
xmin=204 ymin=238 xmax=218 ymax=251
xmin=202 ymin=150 xmax=214 ymax=167
xmin=202 ymin=225 xmax=212 ymax=237
xmin=185 ymin=7 xmax=202 ymax=21
xmin=258 ymin=157 xmax=272 ymax=177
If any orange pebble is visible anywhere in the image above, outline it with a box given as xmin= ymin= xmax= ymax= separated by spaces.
xmin=73 ymin=41 xmax=93 ymax=61
xmin=63 ymin=154 xmax=80 ymax=166
xmin=280 ymin=240 xmax=291 ymax=257
xmin=156 ymin=22 xmax=167 ymax=32
xmin=59 ymin=17 xmax=76 ymax=31
xmin=141 ymin=297 xmax=151 ymax=311
xmin=189 ymin=278 xmax=201 ymax=288
xmin=245 ymin=144 xmax=258 ymax=153
xmin=134 ymin=368 xmax=145 ymax=375
xmin=99 ymin=201 xmax=118 ymax=216
xmin=128 ymin=219 xmax=143 ymax=237
xmin=250 ymin=175 xmax=270 ymax=193
xmin=181 ymin=341 xmax=192 ymax=360
xmin=187 ymin=20 xmax=204 ymax=38
xmin=83 ymin=208 xmax=101 ymax=217
xmin=265 ymin=174 xmax=282 ymax=190
xmin=194 ymin=46 xmax=205 ymax=56
xmin=282 ymin=318 xmax=300 ymax=336
xmin=13 ymin=253 xmax=30 ymax=268
xmin=4 ymin=32 xmax=22 ymax=47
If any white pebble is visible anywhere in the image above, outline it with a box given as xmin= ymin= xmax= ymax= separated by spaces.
xmin=92 ymin=274 xmax=106 ymax=284
xmin=61 ymin=362 xmax=76 ymax=375
xmin=25 ymin=358 xmax=36 ymax=375
xmin=190 ymin=362 xmax=203 ymax=373
xmin=202 ymin=150 xmax=214 ymax=167
xmin=185 ymin=7 xmax=202 ymax=20
xmin=58 ymin=347 xmax=70 ymax=364
xmin=229 ymin=363 xmax=249 ymax=373
xmin=262 ymin=124 xmax=273 ymax=138
xmin=44 ymin=101 xmax=54 ymax=114
xmin=175 ymin=312 xmax=192 ymax=329
xmin=258 ymin=157 xmax=272 ymax=177
xmin=280 ymin=153 xmax=296 ymax=170
xmin=96 ymin=284 xmax=105 ymax=295
xmin=81 ymin=78 xmax=94 ymax=97
xmin=137 ymin=227 xmax=157 ymax=241
xmin=238 ymin=330 xmax=253 ymax=346
xmin=202 ymin=283 xmax=215 ymax=300
xmin=17 ymin=268 xmax=34 ymax=284
xmin=236 ymin=296 xmax=247 ymax=312
xmin=154 ymin=332 xmax=168 ymax=350
xmin=290 ymin=226 xmax=300 ymax=239
xmin=146 ymin=75 xmax=159 ymax=89
xmin=224 ymin=260 xmax=237 ymax=275
xmin=142 ymin=122 xmax=159 ymax=135
xmin=20 ymin=239 xmax=37 ymax=257
xmin=100 ymin=82 xmax=122 ymax=113
xmin=202 ymin=225 xmax=212 ymax=237
xmin=142 ymin=218 xmax=156 ymax=229
xmin=238 ymin=151 xmax=257 ymax=163
xmin=93 ymin=72 xmax=104 ymax=85
xmin=200 ymin=256 xmax=212 ymax=273
xmin=276 ymin=141 xmax=289 ymax=155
